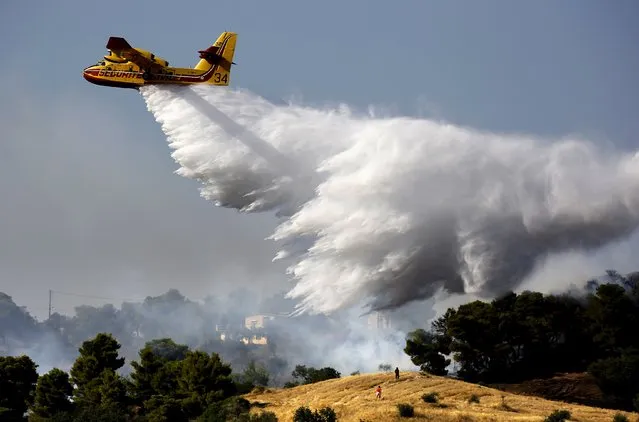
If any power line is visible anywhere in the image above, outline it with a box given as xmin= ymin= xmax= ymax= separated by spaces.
xmin=50 ymin=289 xmax=145 ymax=303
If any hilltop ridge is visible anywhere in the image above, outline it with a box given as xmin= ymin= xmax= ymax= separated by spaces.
xmin=244 ymin=371 xmax=637 ymax=421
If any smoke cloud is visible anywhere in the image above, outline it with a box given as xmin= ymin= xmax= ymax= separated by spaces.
xmin=141 ymin=85 xmax=639 ymax=315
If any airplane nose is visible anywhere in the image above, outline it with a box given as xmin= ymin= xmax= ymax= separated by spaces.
xmin=82 ymin=68 xmax=93 ymax=83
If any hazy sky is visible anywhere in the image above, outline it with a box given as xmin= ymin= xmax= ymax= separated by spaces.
xmin=1 ymin=0 xmax=637 ymax=319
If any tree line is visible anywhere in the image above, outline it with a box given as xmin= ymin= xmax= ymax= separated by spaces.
xmin=0 ymin=332 xmax=341 ymax=421
xmin=0 ymin=288 xmax=318 ymax=386
xmin=404 ymin=270 xmax=639 ymax=411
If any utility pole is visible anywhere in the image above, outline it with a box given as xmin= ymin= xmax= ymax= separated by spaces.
xmin=48 ymin=289 xmax=52 ymax=319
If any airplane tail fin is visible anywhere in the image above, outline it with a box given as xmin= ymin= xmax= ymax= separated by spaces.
xmin=194 ymin=31 xmax=237 ymax=86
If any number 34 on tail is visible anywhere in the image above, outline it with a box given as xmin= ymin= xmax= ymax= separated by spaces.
xmin=83 ymin=31 xmax=237 ymax=89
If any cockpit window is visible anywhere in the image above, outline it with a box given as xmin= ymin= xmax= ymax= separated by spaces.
xmin=95 ymin=60 xmax=105 ymax=66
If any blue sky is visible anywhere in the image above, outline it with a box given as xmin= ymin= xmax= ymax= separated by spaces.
xmin=3 ymin=0 xmax=638 ymax=140
xmin=1 ymin=0 xmax=637 ymax=318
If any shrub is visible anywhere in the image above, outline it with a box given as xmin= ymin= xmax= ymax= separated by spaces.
xmin=317 ymin=407 xmax=337 ymax=422
xmin=612 ymin=414 xmax=629 ymax=422
xmin=496 ymin=395 xmax=518 ymax=412
xmin=422 ymin=392 xmax=439 ymax=403
xmin=378 ymin=363 xmax=392 ymax=372
xmin=544 ymin=409 xmax=571 ymax=422
xmin=291 ymin=365 xmax=341 ymax=385
xmin=293 ymin=406 xmax=336 ymax=422
xmin=588 ymin=353 xmax=639 ymax=410
xmin=251 ymin=412 xmax=278 ymax=422
xmin=397 ymin=403 xmax=414 ymax=417
xmin=468 ymin=394 xmax=480 ymax=404
xmin=350 ymin=370 xmax=361 ymax=376
xmin=293 ymin=407 xmax=314 ymax=422
xmin=198 ymin=397 xmax=251 ymax=422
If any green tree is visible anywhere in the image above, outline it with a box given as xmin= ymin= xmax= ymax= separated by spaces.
xmin=198 ymin=395 xmax=278 ymax=421
xmin=241 ymin=360 xmax=270 ymax=387
xmin=65 ymin=404 xmax=130 ymax=422
xmin=198 ymin=396 xmax=250 ymax=421
xmin=69 ymin=333 xmax=126 ymax=407
xmin=420 ymin=290 xmax=596 ymax=383
xmin=542 ymin=293 xmax=594 ymax=373
xmin=291 ymin=365 xmax=340 ymax=385
xmin=587 ymin=283 xmax=639 ymax=354
xmin=588 ymin=351 xmax=639 ymax=410
xmin=0 ymin=355 xmax=38 ymax=420
xmin=97 ymin=370 xmax=129 ymax=408
xmin=143 ymin=396 xmax=187 ymax=422
xmin=178 ymin=350 xmax=236 ymax=419
xmin=129 ymin=338 xmax=189 ymax=406
xmin=445 ymin=300 xmax=500 ymax=381
xmin=404 ymin=328 xmax=450 ymax=375
xmin=31 ymin=368 xmax=73 ymax=418
xmin=146 ymin=338 xmax=190 ymax=360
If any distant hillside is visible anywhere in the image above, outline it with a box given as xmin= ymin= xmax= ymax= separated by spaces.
xmin=244 ymin=371 xmax=637 ymax=421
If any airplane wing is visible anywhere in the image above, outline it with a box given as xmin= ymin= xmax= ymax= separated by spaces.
xmin=106 ymin=37 xmax=166 ymax=72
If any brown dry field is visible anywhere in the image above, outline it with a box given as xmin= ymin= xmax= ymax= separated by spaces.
xmin=244 ymin=371 xmax=638 ymax=422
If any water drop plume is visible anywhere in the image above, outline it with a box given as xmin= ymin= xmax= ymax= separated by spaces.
xmin=141 ymin=85 xmax=639 ymax=315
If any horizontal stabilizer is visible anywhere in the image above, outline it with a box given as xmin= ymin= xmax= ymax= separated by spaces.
xmin=198 ymin=48 xmax=236 ymax=70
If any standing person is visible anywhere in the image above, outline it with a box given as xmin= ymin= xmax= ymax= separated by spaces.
xmin=375 ymin=385 xmax=382 ymax=400
xmin=395 ymin=367 xmax=400 ymax=380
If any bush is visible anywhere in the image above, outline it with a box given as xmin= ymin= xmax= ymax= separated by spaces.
xmin=421 ymin=392 xmax=439 ymax=403
xmin=317 ymin=407 xmax=337 ymax=422
xmin=291 ymin=365 xmax=341 ymax=385
xmin=397 ymin=403 xmax=414 ymax=417
xmin=198 ymin=397 xmax=251 ymax=422
xmin=612 ymin=414 xmax=629 ymax=422
xmin=293 ymin=407 xmax=314 ymax=422
xmin=251 ymin=412 xmax=278 ymax=422
xmin=468 ymin=394 xmax=480 ymax=404
xmin=58 ymin=404 xmax=131 ymax=422
xmin=588 ymin=353 xmax=639 ymax=409
xmin=378 ymin=363 xmax=392 ymax=372
xmin=544 ymin=409 xmax=571 ymax=422
xmin=251 ymin=385 xmax=266 ymax=394
xmin=234 ymin=379 xmax=256 ymax=395
xmin=293 ymin=406 xmax=336 ymax=422
xmin=498 ymin=395 xmax=517 ymax=413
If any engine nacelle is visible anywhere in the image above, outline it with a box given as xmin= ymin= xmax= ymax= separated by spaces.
xmin=133 ymin=48 xmax=169 ymax=67
xmin=104 ymin=50 xmax=128 ymax=64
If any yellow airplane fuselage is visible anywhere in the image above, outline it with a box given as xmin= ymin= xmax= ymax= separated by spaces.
xmin=83 ymin=32 xmax=236 ymax=89
xmin=82 ymin=63 xmax=222 ymax=89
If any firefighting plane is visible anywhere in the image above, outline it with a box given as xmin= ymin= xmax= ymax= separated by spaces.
xmin=83 ymin=31 xmax=237 ymax=89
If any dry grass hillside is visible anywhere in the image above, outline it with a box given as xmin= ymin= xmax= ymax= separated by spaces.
xmin=244 ymin=372 xmax=638 ymax=422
